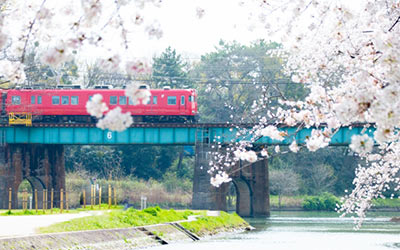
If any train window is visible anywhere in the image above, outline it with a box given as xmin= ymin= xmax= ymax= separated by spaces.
xmin=181 ymin=96 xmax=185 ymax=105
xmin=31 ymin=96 xmax=35 ymax=104
xmin=110 ymin=96 xmax=117 ymax=105
xmin=188 ymin=96 xmax=195 ymax=102
xmin=119 ymin=96 xmax=127 ymax=105
xmin=128 ymin=98 xmax=134 ymax=105
xmin=145 ymin=98 xmax=150 ymax=105
xmin=52 ymin=96 xmax=60 ymax=105
xmin=153 ymin=96 xmax=157 ymax=105
xmin=11 ymin=96 xmax=21 ymax=105
xmin=167 ymin=96 xmax=177 ymax=105
xmin=38 ymin=96 xmax=42 ymax=104
xmin=71 ymin=96 xmax=79 ymax=105
xmin=89 ymin=96 xmax=92 ymax=101
xmin=61 ymin=96 xmax=69 ymax=105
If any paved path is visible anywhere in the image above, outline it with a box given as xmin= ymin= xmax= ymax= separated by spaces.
xmin=0 ymin=211 xmax=100 ymax=239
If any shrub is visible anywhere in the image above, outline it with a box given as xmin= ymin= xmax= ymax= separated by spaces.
xmin=302 ymin=193 xmax=340 ymax=211
xmin=143 ymin=206 xmax=161 ymax=216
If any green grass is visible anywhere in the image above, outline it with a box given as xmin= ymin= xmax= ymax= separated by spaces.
xmin=271 ymin=195 xmax=400 ymax=210
xmin=180 ymin=211 xmax=249 ymax=236
xmin=38 ymin=206 xmax=195 ymax=233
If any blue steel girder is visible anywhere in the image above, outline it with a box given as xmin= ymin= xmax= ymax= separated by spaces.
xmin=0 ymin=124 xmax=375 ymax=145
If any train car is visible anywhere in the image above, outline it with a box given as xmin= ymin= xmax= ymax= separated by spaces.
xmin=0 ymin=88 xmax=198 ymax=125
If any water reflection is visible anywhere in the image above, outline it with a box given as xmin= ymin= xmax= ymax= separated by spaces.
xmin=147 ymin=211 xmax=400 ymax=250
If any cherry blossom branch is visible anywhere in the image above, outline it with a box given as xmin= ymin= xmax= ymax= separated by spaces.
xmin=114 ymin=0 xmax=129 ymax=50
xmin=388 ymin=15 xmax=400 ymax=32
xmin=20 ymin=0 xmax=48 ymax=63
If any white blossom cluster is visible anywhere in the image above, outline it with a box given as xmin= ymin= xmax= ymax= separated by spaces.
xmin=125 ymin=82 xmax=151 ymax=105
xmin=259 ymin=125 xmax=285 ymax=141
xmin=96 ymin=107 xmax=133 ymax=132
xmin=349 ymin=134 xmax=374 ymax=156
xmin=0 ymin=0 xmax=161 ymax=85
xmin=85 ymin=94 xmax=108 ymax=118
xmin=210 ymin=172 xmax=232 ymax=187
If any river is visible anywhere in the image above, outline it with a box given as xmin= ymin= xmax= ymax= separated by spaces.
xmin=148 ymin=211 xmax=400 ymax=250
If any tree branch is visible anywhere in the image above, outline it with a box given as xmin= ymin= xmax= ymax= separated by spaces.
xmin=21 ymin=0 xmax=47 ymax=63
xmin=389 ymin=15 xmax=400 ymax=32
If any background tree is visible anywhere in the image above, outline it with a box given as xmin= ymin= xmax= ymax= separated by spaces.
xmin=268 ymin=146 xmax=359 ymax=195
xmin=23 ymin=49 xmax=79 ymax=87
xmin=269 ymin=168 xmax=300 ymax=209
xmin=152 ymin=46 xmax=189 ymax=88
xmin=191 ymin=40 xmax=305 ymax=123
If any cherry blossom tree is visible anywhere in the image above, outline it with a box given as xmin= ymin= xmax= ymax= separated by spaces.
xmin=207 ymin=0 xmax=400 ymax=228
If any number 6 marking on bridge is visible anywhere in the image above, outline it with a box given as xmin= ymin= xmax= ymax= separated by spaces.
xmin=107 ymin=132 xmax=112 ymax=140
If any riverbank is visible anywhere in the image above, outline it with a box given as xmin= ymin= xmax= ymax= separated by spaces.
xmin=0 ymin=208 xmax=249 ymax=250
xmin=270 ymin=194 xmax=400 ymax=212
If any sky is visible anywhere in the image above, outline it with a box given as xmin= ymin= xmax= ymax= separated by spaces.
xmin=125 ymin=0 xmax=267 ymax=60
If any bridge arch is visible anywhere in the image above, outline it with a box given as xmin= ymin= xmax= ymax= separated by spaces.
xmin=231 ymin=177 xmax=253 ymax=217
xmin=16 ymin=176 xmax=45 ymax=209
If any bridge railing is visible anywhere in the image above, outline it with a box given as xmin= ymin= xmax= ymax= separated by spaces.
xmin=0 ymin=124 xmax=375 ymax=146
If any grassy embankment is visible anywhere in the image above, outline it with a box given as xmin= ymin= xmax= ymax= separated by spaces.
xmin=38 ymin=206 xmax=249 ymax=236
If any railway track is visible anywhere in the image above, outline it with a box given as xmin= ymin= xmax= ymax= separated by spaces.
xmin=0 ymin=122 xmax=247 ymax=128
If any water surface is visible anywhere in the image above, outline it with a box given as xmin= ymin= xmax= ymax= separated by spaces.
xmin=148 ymin=211 xmax=400 ymax=250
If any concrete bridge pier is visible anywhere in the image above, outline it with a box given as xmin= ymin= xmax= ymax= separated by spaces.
xmin=192 ymin=144 xmax=270 ymax=217
xmin=0 ymin=144 xmax=65 ymax=209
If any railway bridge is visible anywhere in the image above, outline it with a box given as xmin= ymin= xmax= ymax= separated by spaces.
xmin=0 ymin=123 xmax=374 ymax=216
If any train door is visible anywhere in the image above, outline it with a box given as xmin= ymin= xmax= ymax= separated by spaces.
xmin=179 ymin=95 xmax=186 ymax=113
xmin=1 ymin=92 xmax=6 ymax=116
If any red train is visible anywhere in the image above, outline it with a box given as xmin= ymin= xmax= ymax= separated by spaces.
xmin=0 ymin=87 xmax=198 ymax=125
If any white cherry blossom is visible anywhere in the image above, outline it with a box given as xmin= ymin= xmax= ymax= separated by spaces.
xmin=85 ymin=94 xmax=108 ymax=118
xmin=210 ymin=172 xmax=232 ymax=187
xmin=96 ymin=107 xmax=133 ymax=132
xmin=259 ymin=125 xmax=285 ymax=141
xmin=350 ymin=134 xmax=374 ymax=155
xmin=289 ymin=141 xmax=299 ymax=153
xmin=125 ymin=82 xmax=151 ymax=105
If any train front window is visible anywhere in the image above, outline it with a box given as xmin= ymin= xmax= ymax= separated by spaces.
xmin=167 ymin=96 xmax=177 ymax=105
xmin=71 ymin=96 xmax=79 ymax=105
xmin=119 ymin=96 xmax=127 ymax=105
xmin=110 ymin=96 xmax=117 ymax=105
xmin=31 ymin=96 xmax=35 ymax=104
xmin=38 ymin=96 xmax=42 ymax=104
xmin=188 ymin=96 xmax=195 ymax=102
xmin=52 ymin=96 xmax=60 ymax=105
xmin=11 ymin=96 xmax=21 ymax=105
xmin=61 ymin=96 xmax=69 ymax=105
